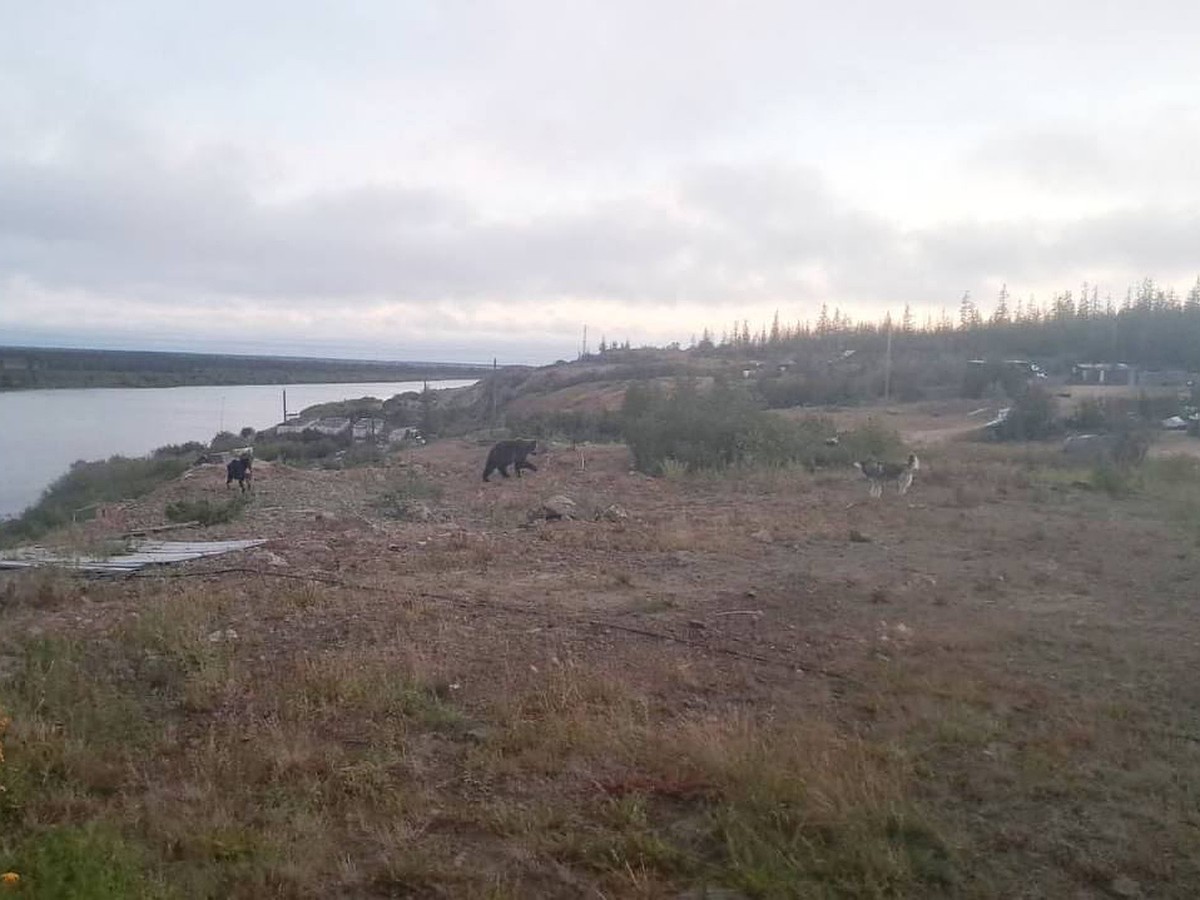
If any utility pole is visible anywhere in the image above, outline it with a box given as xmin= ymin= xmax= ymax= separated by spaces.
xmin=883 ymin=316 xmax=894 ymax=404
xmin=490 ymin=357 xmax=497 ymax=424
xmin=581 ymin=324 xmax=588 ymax=359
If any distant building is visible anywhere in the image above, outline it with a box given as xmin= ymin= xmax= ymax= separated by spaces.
xmin=387 ymin=427 xmax=426 ymax=445
xmin=969 ymin=359 xmax=1045 ymax=378
xmin=351 ymin=418 xmax=387 ymax=442
xmin=1138 ymin=369 xmax=1191 ymax=387
xmin=276 ymin=417 xmax=352 ymax=437
xmin=1070 ymin=363 xmax=1138 ymax=386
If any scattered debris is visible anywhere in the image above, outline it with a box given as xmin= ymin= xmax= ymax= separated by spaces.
xmin=983 ymin=407 xmax=1012 ymax=429
xmin=535 ymin=495 xmax=579 ymax=521
xmin=596 ymin=503 xmax=629 ymax=522
xmin=877 ymin=620 xmax=914 ymax=645
xmin=398 ymin=500 xmax=434 ymax=522
xmin=255 ymin=550 xmax=290 ymax=568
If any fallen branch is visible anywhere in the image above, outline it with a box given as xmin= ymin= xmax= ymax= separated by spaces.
xmin=121 ymin=521 xmax=200 ymax=537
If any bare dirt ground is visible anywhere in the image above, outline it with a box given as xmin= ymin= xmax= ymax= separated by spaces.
xmin=1151 ymin=432 xmax=1200 ymax=459
xmin=3 ymin=426 xmax=1200 ymax=897
xmin=782 ymin=399 xmax=1003 ymax=445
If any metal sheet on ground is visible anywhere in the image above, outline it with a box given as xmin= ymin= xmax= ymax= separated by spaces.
xmin=0 ymin=539 xmax=266 ymax=573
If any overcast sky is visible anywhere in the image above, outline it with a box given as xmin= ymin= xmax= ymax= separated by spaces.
xmin=3 ymin=1 xmax=1198 ymax=364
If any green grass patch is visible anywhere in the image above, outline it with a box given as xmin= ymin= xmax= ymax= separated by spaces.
xmin=0 ymin=824 xmax=171 ymax=900
xmin=164 ymin=495 xmax=248 ymax=526
xmin=1090 ymin=463 xmax=1135 ymax=497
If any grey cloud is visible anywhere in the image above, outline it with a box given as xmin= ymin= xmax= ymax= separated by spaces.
xmin=3 ymin=141 xmax=1198 ymax=324
xmin=967 ymin=117 xmax=1200 ymax=200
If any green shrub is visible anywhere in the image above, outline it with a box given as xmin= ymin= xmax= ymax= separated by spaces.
xmin=622 ymin=379 xmax=757 ymax=474
xmin=0 ymin=455 xmax=192 ymax=547
xmin=374 ymin=469 xmax=443 ymax=519
xmin=251 ymin=433 xmax=348 ymax=464
xmin=822 ymin=418 xmax=906 ymax=466
xmin=341 ymin=443 xmax=386 ymax=467
xmin=208 ymin=431 xmax=245 ymax=452
xmin=1090 ymin=463 xmax=1134 ymax=497
xmin=295 ymin=397 xmax=383 ymax=420
xmin=1069 ymin=398 xmax=1108 ymax=432
xmin=992 ymin=385 xmax=1057 ymax=441
xmin=621 ymin=379 xmax=903 ymax=475
xmin=1110 ymin=429 xmax=1151 ymax=467
xmin=164 ymin=496 xmax=247 ymax=526
xmin=152 ymin=441 xmax=206 ymax=459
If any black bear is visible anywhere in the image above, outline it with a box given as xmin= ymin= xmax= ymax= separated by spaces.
xmin=482 ymin=439 xmax=538 ymax=482
xmin=226 ymin=455 xmax=253 ymax=492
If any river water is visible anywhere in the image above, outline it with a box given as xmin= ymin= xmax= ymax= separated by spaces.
xmin=0 ymin=380 xmax=475 ymax=518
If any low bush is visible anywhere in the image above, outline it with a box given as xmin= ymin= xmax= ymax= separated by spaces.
xmin=0 ymin=454 xmax=192 ymax=547
xmin=252 ymin=434 xmax=348 ymax=463
xmin=164 ymin=496 xmax=248 ymax=526
xmin=341 ymin=443 xmax=386 ymax=468
xmin=622 ymin=379 xmax=904 ymax=475
xmin=294 ymin=397 xmax=384 ymax=420
xmin=1090 ymin=464 xmax=1134 ymax=497
xmin=208 ymin=431 xmax=245 ymax=452
xmin=374 ymin=469 xmax=444 ymax=520
xmin=1110 ymin=429 xmax=1151 ymax=467
xmin=991 ymin=385 xmax=1057 ymax=441
xmin=152 ymin=441 xmax=206 ymax=459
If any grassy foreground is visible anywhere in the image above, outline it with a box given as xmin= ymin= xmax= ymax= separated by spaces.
xmin=0 ymin=577 xmax=943 ymax=898
xmin=2 ymin=436 xmax=1200 ymax=897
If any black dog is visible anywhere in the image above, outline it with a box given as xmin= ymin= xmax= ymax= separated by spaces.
xmin=482 ymin=439 xmax=538 ymax=482
xmin=226 ymin=455 xmax=253 ymax=492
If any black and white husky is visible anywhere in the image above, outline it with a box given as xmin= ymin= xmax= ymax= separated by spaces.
xmin=854 ymin=453 xmax=919 ymax=498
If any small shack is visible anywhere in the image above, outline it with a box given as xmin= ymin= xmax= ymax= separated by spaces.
xmin=1070 ymin=363 xmax=1138 ymax=386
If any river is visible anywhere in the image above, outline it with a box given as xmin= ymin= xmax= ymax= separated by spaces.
xmin=0 ymin=380 xmax=475 ymax=518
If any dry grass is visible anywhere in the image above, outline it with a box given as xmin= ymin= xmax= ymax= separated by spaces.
xmin=3 ymin=433 xmax=1200 ymax=896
